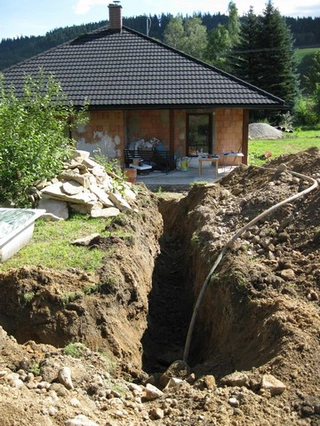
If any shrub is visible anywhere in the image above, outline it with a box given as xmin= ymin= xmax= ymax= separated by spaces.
xmin=0 ymin=71 xmax=87 ymax=206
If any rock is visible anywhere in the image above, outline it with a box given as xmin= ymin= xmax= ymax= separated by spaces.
xmin=229 ymin=397 xmax=240 ymax=407
xmin=38 ymin=150 xmax=138 ymax=220
xmin=38 ymin=198 xmax=69 ymax=220
xmin=59 ymin=171 xmax=91 ymax=188
xmin=71 ymin=234 xmax=100 ymax=246
xmin=41 ymin=182 xmax=97 ymax=205
xmin=204 ymin=375 xmax=216 ymax=389
xmin=249 ymin=123 xmax=283 ymax=140
xmin=149 ymin=407 xmax=165 ymax=420
xmin=145 ymin=383 xmax=163 ymax=400
xmin=69 ymin=202 xmax=103 ymax=215
xmin=50 ymin=382 xmax=69 ymax=396
xmin=160 ymin=360 xmax=190 ymax=388
xmin=89 ymin=185 xmax=114 ymax=207
xmin=65 ymin=414 xmax=99 ymax=426
xmin=278 ymin=269 xmax=295 ymax=281
xmin=90 ymin=207 xmax=120 ymax=218
xmin=123 ymin=187 xmax=137 ymax=201
xmin=62 ymin=181 xmax=84 ymax=195
xmin=194 ymin=375 xmax=216 ymax=390
xmin=128 ymin=382 xmax=144 ymax=395
xmin=220 ymin=371 xmax=248 ymax=387
xmin=58 ymin=367 xmax=73 ymax=390
xmin=164 ymin=377 xmax=184 ymax=389
xmin=72 ymin=150 xmax=90 ymax=160
xmin=109 ymin=192 xmax=132 ymax=212
xmin=6 ymin=372 xmax=24 ymax=388
xmin=261 ymin=374 xmax=286 ymax=396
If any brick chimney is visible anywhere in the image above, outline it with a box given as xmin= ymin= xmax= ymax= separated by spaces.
xmin=108 ymin=2 xmax=122 ymax=31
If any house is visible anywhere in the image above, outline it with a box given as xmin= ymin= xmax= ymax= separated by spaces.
xmin=2 ymin=2 xmax=287 ymax=168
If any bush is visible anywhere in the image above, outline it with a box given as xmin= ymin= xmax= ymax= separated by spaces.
xmin=293 ymin=96 xmax=318 ymax=126
xmin=0 ymin=71 xmax=87 ymax=206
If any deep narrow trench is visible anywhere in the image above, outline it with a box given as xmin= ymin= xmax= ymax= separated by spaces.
xmin=141 ymin=232 xmax=194 ymax=373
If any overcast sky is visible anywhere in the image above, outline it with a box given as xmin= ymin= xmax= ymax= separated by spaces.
xmin=0 ymin=0 xmax=319 ymax=41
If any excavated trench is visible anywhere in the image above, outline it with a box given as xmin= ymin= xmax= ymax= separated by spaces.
xmin=141 ymin=190 xmax=289 ymax=378
xmin=141 ymin=232 xmax=194 ymax=373
xmin=0 ymin=182 xmax=303 ymax=379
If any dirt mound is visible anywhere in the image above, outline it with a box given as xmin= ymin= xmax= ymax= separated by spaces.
xmin=249 ymin=122 xmax=283 ymax=140
xmin=0 ymin=149 xmax=319 ymax=425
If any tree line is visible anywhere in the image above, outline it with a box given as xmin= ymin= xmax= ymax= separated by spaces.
xmin=1 ymin=2 xmax=319 ymax=126
xmin=0 ymin=10 xmax=319 ymax=71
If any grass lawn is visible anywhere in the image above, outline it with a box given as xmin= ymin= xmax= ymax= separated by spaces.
xmin=0 ymin=214 xmax=112 ymax=273
xmin=249 ymin=129 xmax=320 ymax=166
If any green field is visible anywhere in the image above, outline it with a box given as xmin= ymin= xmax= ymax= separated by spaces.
xmin=249 ymin=129 xmax=320 ymax=166
xmin=295 ymin=46 xmax=320 ymax=62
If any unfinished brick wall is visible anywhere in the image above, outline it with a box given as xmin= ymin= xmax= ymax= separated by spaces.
xmin=215 ymin=109 xmax=245 ymax=165
xmin=72 ymin=108 xmax=247 ymax=166
xmin=73 ymin=110 xmax=125 ymax=159
xmin=125 ymin=110 xmax=171 ymax=147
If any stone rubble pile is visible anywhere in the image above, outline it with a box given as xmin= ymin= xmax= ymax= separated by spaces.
xmin=37 ymin=150 xmax=137 ymax=220
xmin=0 ymin=330 xmax=294 ymax=426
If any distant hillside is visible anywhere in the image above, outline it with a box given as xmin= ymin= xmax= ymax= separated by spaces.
xmin=1 ymin=13 xmax=319 ymax=71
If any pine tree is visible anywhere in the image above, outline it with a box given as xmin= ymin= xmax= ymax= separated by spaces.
xmin=231 ymin=2 xmax=298 ymax=109
xmin=229 ymin=7 xmax=261 ymax=83
xmin=257 ymin=2 xmax=298 ymax=107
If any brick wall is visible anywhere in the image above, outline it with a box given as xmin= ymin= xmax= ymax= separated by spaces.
xmin=126 ymin=110 xmax=170 ymax=147
xmin=72 ymin=108 xmax=247 ymax=166
xmin=72 ymin=110 xmax=125 ymax=159
xmin=215 ymin=109 xmax=245 ymax=165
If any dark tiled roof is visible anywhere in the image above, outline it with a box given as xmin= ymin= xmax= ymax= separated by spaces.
xmin=2 ymin=26 xmax=286 ymax=109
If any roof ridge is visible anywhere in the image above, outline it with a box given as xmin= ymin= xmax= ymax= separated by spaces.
xmin=2 ymin=23 xmax=287 ymax=109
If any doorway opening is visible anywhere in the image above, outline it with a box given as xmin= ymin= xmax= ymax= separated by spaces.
xmin=187 ymin=113 xmax=213 ymax=156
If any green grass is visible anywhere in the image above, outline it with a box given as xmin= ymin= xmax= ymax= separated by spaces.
xmin=295 ymin=47 xmax=320 ymax=63
xmin=249 ymin=129 xmax=320 ymax=166
xmin=0 ymin=213 xmax=112 ymax=272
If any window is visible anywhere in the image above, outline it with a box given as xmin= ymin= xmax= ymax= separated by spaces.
xmin=187 ymin=113 xmax=213 ymax=155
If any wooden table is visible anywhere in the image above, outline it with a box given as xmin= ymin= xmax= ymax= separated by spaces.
xmin=198 ymin=157 xmax=220 ymax=178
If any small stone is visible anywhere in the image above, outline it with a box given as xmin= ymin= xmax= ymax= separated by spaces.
xmin=204 ymin=375 xmax=216 ymax=389
xmin=261 ymin=374 xmax=286 ymax=396
xmin=145 ymin=383 xmax=164 ymax=400
xmin=65 ymin=414 xmax=99 ymax=426
xmin=50 ymin=382 xmax=69 ymax=397
xmin=6 ymin=372 xmax=24 ymax=388
xmin=220 ymin=371 xmax=248 ymax=387
xmin=229 ymin=397 xmax=240 ymax=408
xmin=279 ymin=269 xmax=295 ymax=281
xmin=164 ymin=377 xmax=184 ymax=389
xmin=58 ymin=367 xmax=73 ymax=390
xmin=49 ymin=406 xmax=58 ymax=416
xmin=70 ymin=397 xmax=81 ymax=407
xmin=149 ymin=407 xmax=165 ymax=420
xmin=160 ymin=360 xmax=190 ymax=387
xmin=128 ymin=383 xmax=143 ymax=395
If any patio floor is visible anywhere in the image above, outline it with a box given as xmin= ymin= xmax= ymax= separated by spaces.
xmin=135 ymin=164 xmax=235 ymax=192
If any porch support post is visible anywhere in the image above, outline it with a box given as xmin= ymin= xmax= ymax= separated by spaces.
xmin=242 ymin=109 xmax=249 ymax=165
xmin=169 ymin=109 xmax=175 ymax=155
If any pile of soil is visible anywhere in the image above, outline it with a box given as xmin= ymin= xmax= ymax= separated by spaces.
xmin=0 ymin=148 xmax=319 ymax=425
xmin=249 ymin=123 xmax=283 ymax=140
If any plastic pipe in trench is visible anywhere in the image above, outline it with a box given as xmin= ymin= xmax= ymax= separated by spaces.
xmin=183 ymin=165 xmax=319 ymax=363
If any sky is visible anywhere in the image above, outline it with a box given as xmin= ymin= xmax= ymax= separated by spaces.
xmin=0 ymin=0 xmax=319 ymax=41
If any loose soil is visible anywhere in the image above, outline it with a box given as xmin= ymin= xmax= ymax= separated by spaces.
xmin=0 ymin=148 xmax=319 ymax=425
